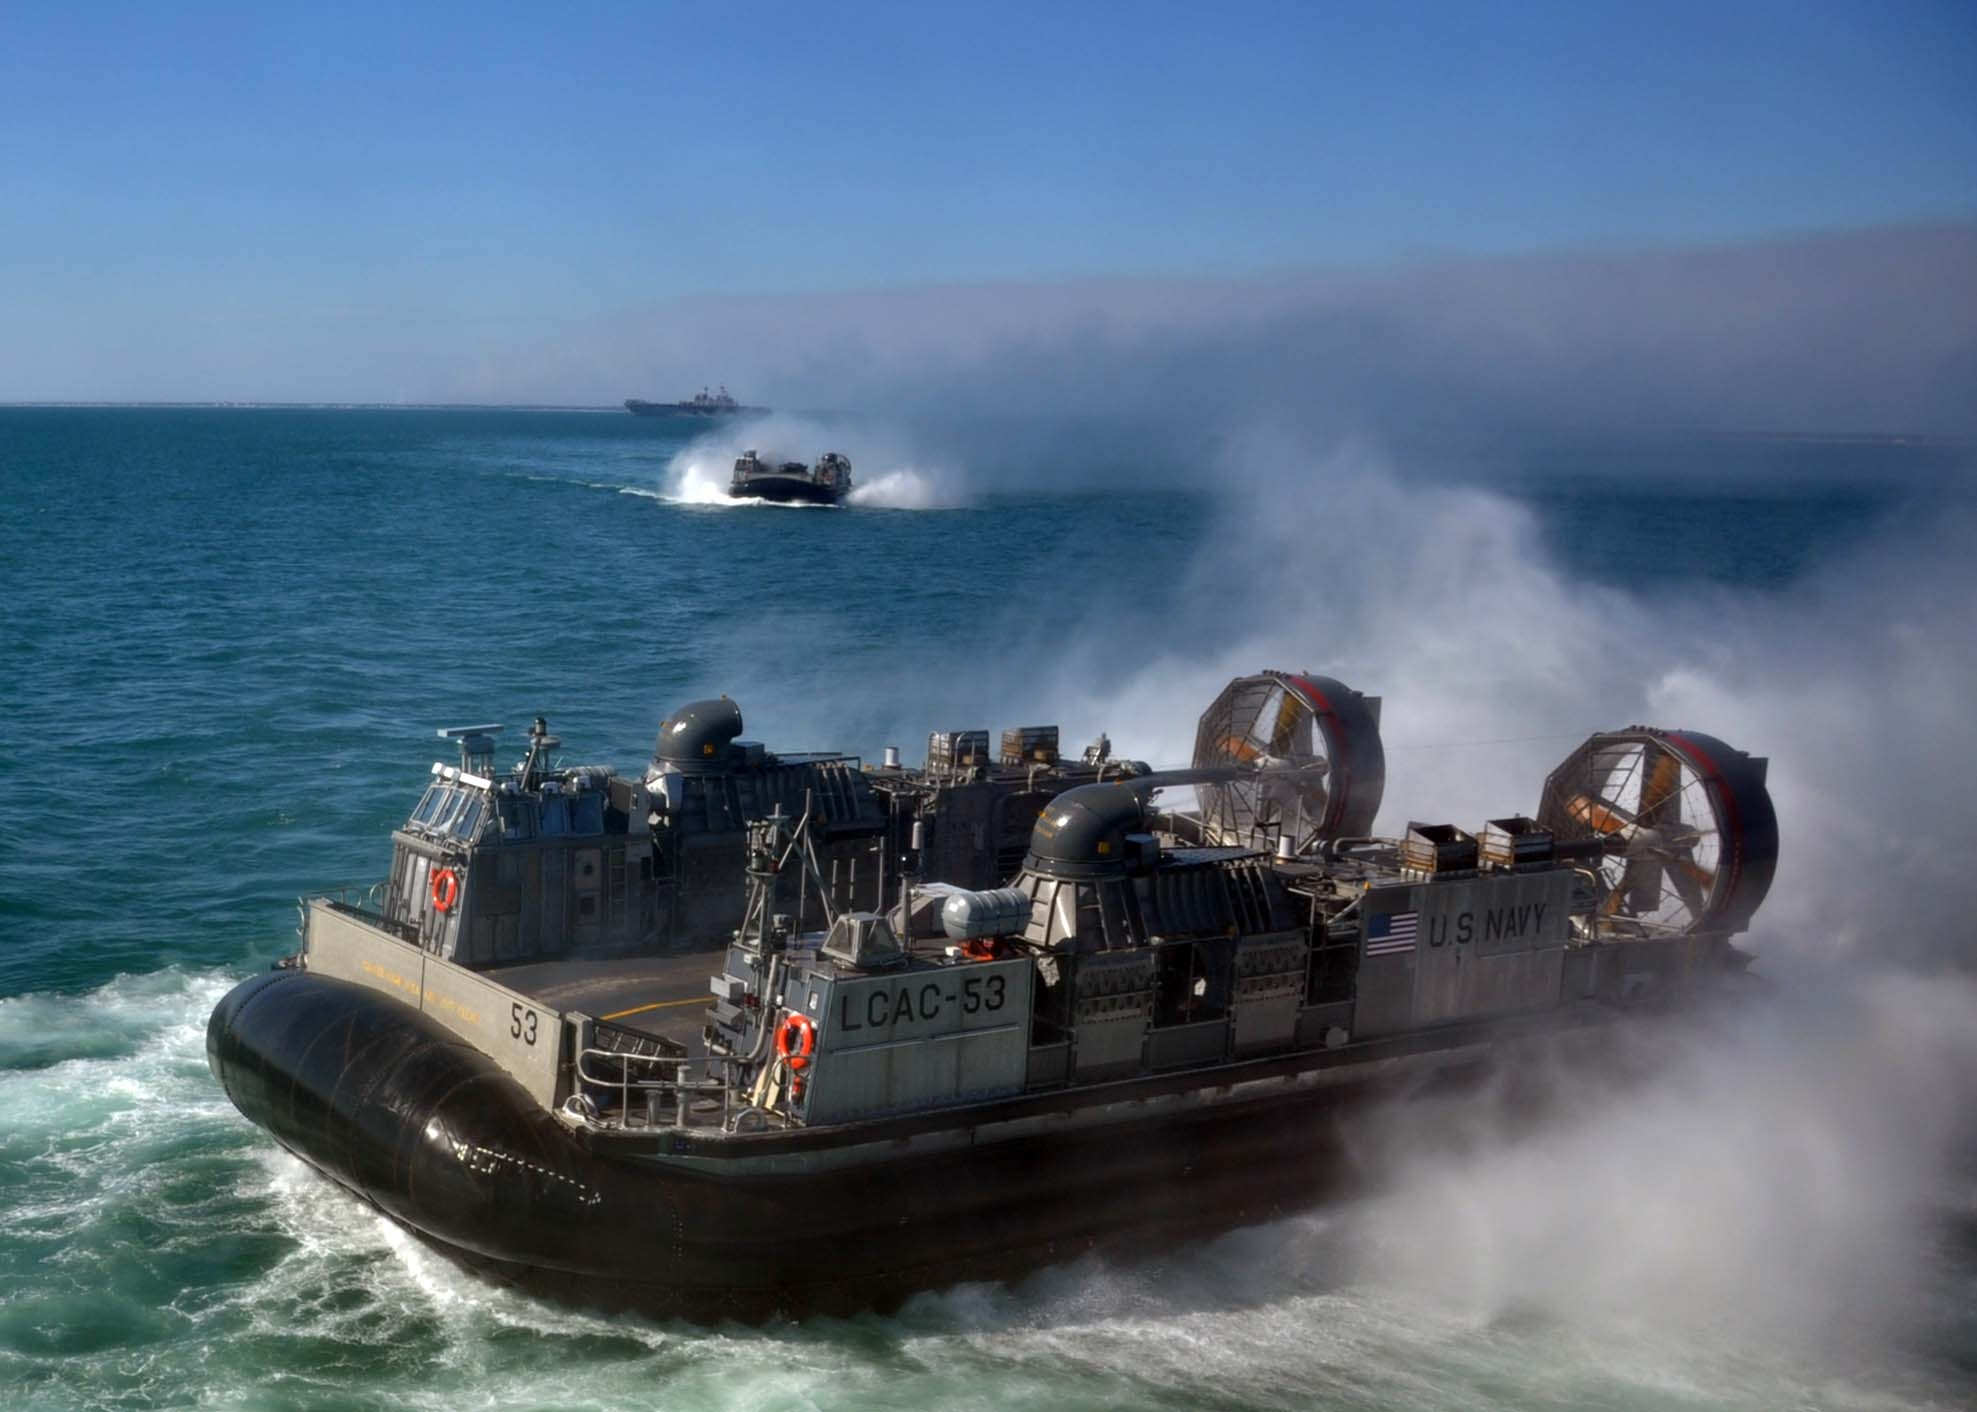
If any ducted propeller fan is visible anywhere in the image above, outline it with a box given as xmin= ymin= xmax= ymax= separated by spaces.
xmin=1192 ymin=670 xmax=1386 ymax=852
xmin=1537 ymin=728 xmax=1777 ymax=936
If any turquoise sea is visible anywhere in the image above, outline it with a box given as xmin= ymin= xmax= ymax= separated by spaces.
xmin=2 ymin=407 xmax=1974 ymax=1411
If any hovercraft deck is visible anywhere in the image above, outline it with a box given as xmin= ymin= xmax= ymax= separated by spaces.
xmin=483 ymin=953 xmax=713 ymax=1049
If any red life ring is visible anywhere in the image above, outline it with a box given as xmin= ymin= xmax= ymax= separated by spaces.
xmin=775 ymin=1012 xmax=817 ymax=1071
xmin=429 ymin=867 xmax=460 ymax=914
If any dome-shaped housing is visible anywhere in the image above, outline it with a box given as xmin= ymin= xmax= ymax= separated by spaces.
xmin=1025 ymin=783 xmax=1156 ymax=879
xmin=654 ymin=697 xmax=745 ymax=768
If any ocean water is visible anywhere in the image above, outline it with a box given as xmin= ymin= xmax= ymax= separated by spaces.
xmin=1 ymin=407 xmax=1973 ymax=1411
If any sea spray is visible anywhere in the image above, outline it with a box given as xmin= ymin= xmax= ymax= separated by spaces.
xmin=1352 ymin=970 xmax=1977 ymax=1342
xmin=1016 ymin=435 xmax=1977 ymax=968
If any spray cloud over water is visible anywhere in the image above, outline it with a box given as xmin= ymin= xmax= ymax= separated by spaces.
xmin=1354 ymin=971 xmax=1977 ymax=1341
xmin=965 ymin=425 xmax=1977 ymax=962
xmin=662 ymin=408 xmax=1977 ymax=1378
xmin=1033 ymin=430 xmax=1977 ymax=1371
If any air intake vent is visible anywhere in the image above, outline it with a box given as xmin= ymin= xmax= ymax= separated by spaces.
xmin=1000 ymin=726 xmax=1059 ymax=766
xmin=1479 ymin=816 xmax=1553 ymax=869
xmin=928 ymin=730 xmax=990 ymax=771
xmin=1401 ymin=822 xmax=1478 ymax=874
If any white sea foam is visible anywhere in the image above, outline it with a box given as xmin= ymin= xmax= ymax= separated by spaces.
xmin=845 ymin=466 xmax=956 ymax=509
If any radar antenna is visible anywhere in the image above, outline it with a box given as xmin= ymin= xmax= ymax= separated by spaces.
xmin=437 ymin=723 xmax=503 ymax=776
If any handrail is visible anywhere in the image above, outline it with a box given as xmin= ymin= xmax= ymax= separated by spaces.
xmin=309 ymin=885 xmax=421 ymax=944
xmin=574 ymin=1046 xmax=729 ymax=1129
xmin=314 ymin=882 xmax=389 ymax=915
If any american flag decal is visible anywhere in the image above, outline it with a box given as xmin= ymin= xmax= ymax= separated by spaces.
xmin=1365 ymin=910 xmax=1419 ymax=957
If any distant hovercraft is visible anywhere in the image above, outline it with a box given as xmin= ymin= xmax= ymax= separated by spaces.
xmin=729 ymin=450 xmax=853 ymax=506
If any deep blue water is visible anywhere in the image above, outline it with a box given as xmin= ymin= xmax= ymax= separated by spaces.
xmin=1 ymin=408 xmax=1972 ymax=1411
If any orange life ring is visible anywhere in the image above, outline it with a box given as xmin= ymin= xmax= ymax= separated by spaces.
xmin=775 ymin=1012 xmax=817 ymax=1071
xmin=429 ymin=867 xmax=460 ymax=914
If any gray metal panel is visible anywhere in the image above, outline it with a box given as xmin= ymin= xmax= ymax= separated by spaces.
xmin=539 ymin=848 xmax=565 ymax=952
xmin=1232 ymin=993 xmax=1299 ymax=1054
xmin=1560 ymin=943 xmax=1599 ymax=999
xmin=1072 ymin=1016 xmax=1145 ymax=1079
xmin=1356 ymin=873 xmax=1570 ymax=1037
xmin=1231 ymin=931 xmax=1304 ymax=1054
xmin=1350 ymin=883 xmax=1422 ymax=1039
xmin=1294 ymin=1000 xmax=1354 ymax=1046
xmin=824 ymin=1025 xmax=965 ymax=1116
xmin=1025 ymin=1041 xmax=1070 ymax=1087
xmin=815 ymin=959 xmax=1026 ymax=1051
xmin=1410 ymin=870 xmax=1576 ymax=1025
xmin=1445 ymin=945 xmax=1567 ymax=1020
xmin=800 ymin=957 xmax=1032 ymax=1123
xmin=1070 ymin=948 xmax=1154 ymax=1079
xmin=304 ymin=901 xmax=565 ymax=1107
xmin=1147 ymin=1018 xmax=1227 ymax=1070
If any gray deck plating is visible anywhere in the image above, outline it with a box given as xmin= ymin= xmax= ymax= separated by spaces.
xmin=487 ymin=952 xmax=717 ymax=1047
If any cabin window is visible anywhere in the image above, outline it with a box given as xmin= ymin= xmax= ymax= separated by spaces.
xmin=453 ymin=796 xmax=485 ymax=840
xmin=429 ymin=788 xmax=466 ymax=834
xmin=571 ymin=794 xmax=603 ymax=835
xmin=411 ymin=786 xmax=445 ymax=826
xmin=540 ymin=797 xmax=570 ymax=836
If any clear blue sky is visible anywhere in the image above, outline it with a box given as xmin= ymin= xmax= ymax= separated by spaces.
xmin=1 ymin=0 xmax=1972 ymax=397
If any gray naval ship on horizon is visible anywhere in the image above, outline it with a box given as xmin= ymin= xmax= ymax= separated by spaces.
xmin=625 ymin=385 xmax=764 ymax=416
xmin=208 ymin=671 xmax=1778 ymax=1317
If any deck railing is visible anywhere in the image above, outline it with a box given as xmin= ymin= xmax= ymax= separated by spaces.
xmin=572 ymin=1045 xmax=733 ymax=1130
xmin=309 ymin=883 xmax=419 ymax=944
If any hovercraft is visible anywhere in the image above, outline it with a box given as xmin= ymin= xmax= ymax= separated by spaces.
xmin=209 ymin=672 xmax=1777 ymax=1317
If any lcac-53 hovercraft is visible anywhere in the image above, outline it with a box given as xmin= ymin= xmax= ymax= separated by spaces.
xmin=208 ymin=670 xmax=1776 ymax=1317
